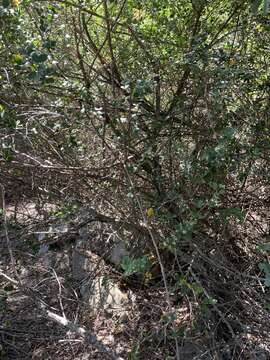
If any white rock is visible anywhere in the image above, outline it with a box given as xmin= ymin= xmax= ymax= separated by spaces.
xmin=81 ymin=276 xmax=129 ymax=313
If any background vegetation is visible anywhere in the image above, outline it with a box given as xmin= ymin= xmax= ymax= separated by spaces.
xmin=0 ymin=0 xmax=269 ymax=359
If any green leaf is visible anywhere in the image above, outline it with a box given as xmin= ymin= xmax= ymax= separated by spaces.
xmin=132 ymin=79 xmax=152 ymax=99
xmin=121 ymin=256 xmax=150 ymax=277
xmin=204 ymin=297 xmax=217 ymax=305
xmin=31 ymin=52 xmax=48 ymax=64
xmin=44 ymin=39 xmax=57 ymax=50
xmin=161 ymin=312 xmax=176 ymax=325
xmin=257 ymin=243 xmax=270 ymax=252
xmin=2 ymin=148 xmax=13 ymax=162
xmin=259 ymin=262 xmax=270 ymax=274
xmin=13 ymin=53 xmax=24 ymax=65
xmin=191 ymin=283 xmax=204 ymax=295
xmin=251 ymin=0 xmax=269 ymax=13
xmin=222 ymin=127 xmax=236 ymax=140
xmin=220 ymin=207 xmax=245 ymax=222
xmin=2 ymin=0 xmax=10 ymax=8
xmin=251 ymin=0 xmax=262 ymax=14
xmin=263 ymin=0 xmax=270 ymax=13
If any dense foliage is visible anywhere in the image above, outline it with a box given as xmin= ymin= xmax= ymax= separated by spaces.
xmin=1 ymin=0 xmax=269 ymax=358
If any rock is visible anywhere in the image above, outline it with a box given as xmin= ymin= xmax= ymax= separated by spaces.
xmin=48 ymin=223 xmax=69 ymax=235
xmin=77 ymin=217 xmax=131 ymax=267
xmin=109 ymin=240 xmax=129 ymax=266
xmin=81 ymin=276 xmax=130 ymax=314
xmin=72 ymin=242 xmax=101 ymax=281
xmin=72 ymin=246 xmax=94 ymax=281
xmin=71 ymin=244 xmax=131 ymax=314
